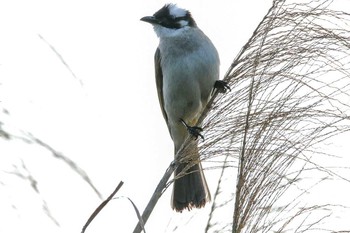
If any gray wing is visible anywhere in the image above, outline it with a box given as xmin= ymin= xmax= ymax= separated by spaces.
xmin=154 ymin=48 xmax=169 ymax=125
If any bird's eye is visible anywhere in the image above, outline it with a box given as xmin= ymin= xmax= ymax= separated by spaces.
xmin=156 ymin=15 xmax=186 ymax=29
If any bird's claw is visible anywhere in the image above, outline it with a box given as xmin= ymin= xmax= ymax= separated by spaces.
xmin=187 ymin=126 xmax=204 ymax=140
xmin=214 ymin=80 xmax=231 ymax=93
xmin=180 ymin=119 xmax=204 ymax=141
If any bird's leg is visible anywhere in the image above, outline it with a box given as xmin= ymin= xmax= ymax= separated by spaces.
xmin=180 ymin=119 xmax=204 ymax=141
xmin=214 ymin=80 xmax=231 ymax=93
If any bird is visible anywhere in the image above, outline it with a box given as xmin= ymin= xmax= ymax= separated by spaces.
xmin=141 ymin=4 xmax=228 ymax=212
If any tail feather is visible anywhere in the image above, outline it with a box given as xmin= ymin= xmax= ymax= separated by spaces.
xmin=171 ymin=162 xmax=210 ymax=212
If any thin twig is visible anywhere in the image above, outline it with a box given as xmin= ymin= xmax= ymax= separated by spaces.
xmin=81 ymin=181 xmax=124 ymax=233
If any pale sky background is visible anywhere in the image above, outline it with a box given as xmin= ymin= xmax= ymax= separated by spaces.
xmin=0 ymin=0 xmax=350 ymax=233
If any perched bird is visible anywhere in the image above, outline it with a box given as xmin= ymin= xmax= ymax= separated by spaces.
xmin=141 ymin=4 xmax=227 ymax=212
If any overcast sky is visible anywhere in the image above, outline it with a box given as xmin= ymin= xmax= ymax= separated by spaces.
xmin=1 ymin=1 xmax=350 ymax=233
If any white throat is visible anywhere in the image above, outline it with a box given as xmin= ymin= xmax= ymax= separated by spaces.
xmin=153 ymin=24 xmax=190 ymax=38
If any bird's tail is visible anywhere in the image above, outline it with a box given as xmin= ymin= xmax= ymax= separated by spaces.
xmin=171 ymin=159 xmax=211 ymax=212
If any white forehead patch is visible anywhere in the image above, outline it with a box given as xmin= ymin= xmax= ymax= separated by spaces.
xmin=168 ymin=4 xmax=187 ymax=18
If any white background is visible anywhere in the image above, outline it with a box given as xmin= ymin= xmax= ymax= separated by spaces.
xmin=0 ymin=0 xmax=349 ymax=232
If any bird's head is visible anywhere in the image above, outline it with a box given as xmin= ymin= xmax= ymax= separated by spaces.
xmin=141 ymin=4 xmax=197 ymax=37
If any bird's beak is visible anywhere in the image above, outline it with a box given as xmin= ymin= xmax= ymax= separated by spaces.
xmin=140 ymin=16 xmax=159 ymax=24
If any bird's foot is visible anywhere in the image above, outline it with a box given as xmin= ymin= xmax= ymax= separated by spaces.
xmin=180 ymin=119 xmax=204 ymax=141
xmin=214 ymin=80 xmax=231 ymax=93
